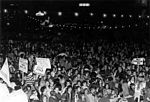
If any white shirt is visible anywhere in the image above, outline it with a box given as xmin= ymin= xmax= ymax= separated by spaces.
xmin=87 ymin=93 xmax=96 ymax=102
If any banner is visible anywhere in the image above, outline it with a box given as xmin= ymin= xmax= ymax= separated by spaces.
xmin=19 ymin=58 xmax=28 ymax=73
xmin=131 ymin=58 xmax=145 ymax=65
xmin=34 ymin=58 xmax=51 ymax=75
xmin=0 ymin=58 xmax=11 ymax=87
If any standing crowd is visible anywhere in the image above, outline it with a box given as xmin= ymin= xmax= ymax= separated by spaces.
xmin=0 ymin=39 xmax=150 ymax=102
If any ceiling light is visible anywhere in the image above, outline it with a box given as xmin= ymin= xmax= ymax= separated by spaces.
xmin=121 ymin=14 xmax=124 ymax=18
xmin=74 ymin=12 xmax=79 ymax=17
xmin=4 ymin=9 xmax=8 ymax=13
xmin=103 ymin=13 xmax=107 ymax=18
xmin=6 ymin=22 xmax=10 ymax=26
xmin=113 ymin=14 xmax=116 ymax=18
xmin=90 ymin=12 xmax=94 ymax=16
xmin=58 ymin=12 xmax=62 ymax=16
xmin=79 ymin=3 xmax=90 ymax=7
xmin=129 ymin=15 xmax=132 ymax=18
xmin=24 ymin=10 xmax=28 ymax=14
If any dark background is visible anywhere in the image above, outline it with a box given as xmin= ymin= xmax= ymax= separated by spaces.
xmin=1 ymin=0 xmax=150 ymax=41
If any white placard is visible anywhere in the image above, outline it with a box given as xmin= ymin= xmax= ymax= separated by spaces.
xmin=19 ymin=58 xmax=28 ymax=73
xmin=34 ymin=58 xmax=51 ymax=75
xmin=131 ymin=58 xmax=145 ymax=65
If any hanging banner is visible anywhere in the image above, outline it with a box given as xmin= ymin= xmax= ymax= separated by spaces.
xmin=19 ymin=58 xmax=28 ymax=73
xmin=131 ymin=58 xmax=145 ymax=65
xmin=34 ymin=58 xmax=51 ymax=75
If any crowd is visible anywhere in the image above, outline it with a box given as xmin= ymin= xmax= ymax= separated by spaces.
xmin=0 ymin=39 xmax=150 ymax=102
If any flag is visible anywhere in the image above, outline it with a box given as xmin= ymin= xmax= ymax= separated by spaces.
xmin=0 ymin=58 xmax=11 ymax=87
xmin=25 ymin=74 xmax=35 ymax=85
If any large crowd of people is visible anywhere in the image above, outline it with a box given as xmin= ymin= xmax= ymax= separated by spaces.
xmin=0 ymin=39 xmax=150 ymax=102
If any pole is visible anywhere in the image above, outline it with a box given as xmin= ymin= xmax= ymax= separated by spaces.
xmin=22 ymin=72 xmax=24 ymax=85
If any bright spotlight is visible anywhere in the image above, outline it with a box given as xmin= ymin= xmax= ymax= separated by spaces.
xmin=24 ymin=10 xmax=28 ymax=14
xmin=90 ymin=12 xmax=94 ymax=16
xmin=79 ymin=3 xmax=90 ymax=7
xmin=113 ymin=14 xmax=116 ymax=18
xmin=58 ymin=12 xmax=62 ymax=16
xmin=103 ymin=13 xmax=107 ymax=18
xmin=4 ymin=9 xmax=8 ymax=13
xmin=129 ymin=15 xmax=132 ymax=18
xmin=115 ymin=26 xmax=117 ymax=29
xmin=74 ymin=12 xmax=79 ymax=17
xmin=121 ymin=14 xmax=124 ymax=18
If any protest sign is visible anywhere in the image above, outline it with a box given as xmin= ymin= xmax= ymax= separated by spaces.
xmin=131 ymin=58 xmax=145 ymax=65
xmin=34 ymin=58 xmax=51 ymax=75
xmin=19 ymin=58 xmax=28 ymax=73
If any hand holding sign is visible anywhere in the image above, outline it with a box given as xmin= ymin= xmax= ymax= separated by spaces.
xmin=19 ymin=58 xmax=28 ymax=73
xmin=131 ymin=58 xmax=145 ymax=65
xmin=34 ymin=58 xmax=51 ymax=75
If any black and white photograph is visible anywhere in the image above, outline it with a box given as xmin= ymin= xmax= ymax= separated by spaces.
xmin=0 ymin=0 xmax=150 ymax=102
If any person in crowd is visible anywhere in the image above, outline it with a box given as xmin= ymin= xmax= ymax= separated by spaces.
xmin=29 ymin=90 xmax=40 ymax=102
xmin=122 ymin=79 xmax=129 ymax=97
xmin=128 ymin=83 xmax=135 ymax=96
xmin=40 ymin=86 xmax=49 ymax=102
xmin=86 ymin=87 xmax=97 ymax=102
xmin=61 ymin=85 xmax=74 ymax=102
xmin=33 ymin=81 xmax=41 ymax=100
xmin=103 ymin=83 xmax=111 ymax=98
xmin=0 ymin=39 xmax=149 ymax=102
xmin=49 ymin=85 xmax=61 ymax=102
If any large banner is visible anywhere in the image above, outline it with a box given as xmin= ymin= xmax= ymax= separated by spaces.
xmin=19 ymin=58 xmax=28 ymax=73
xmin=34 ymin=58 xmax=51 ymax=75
